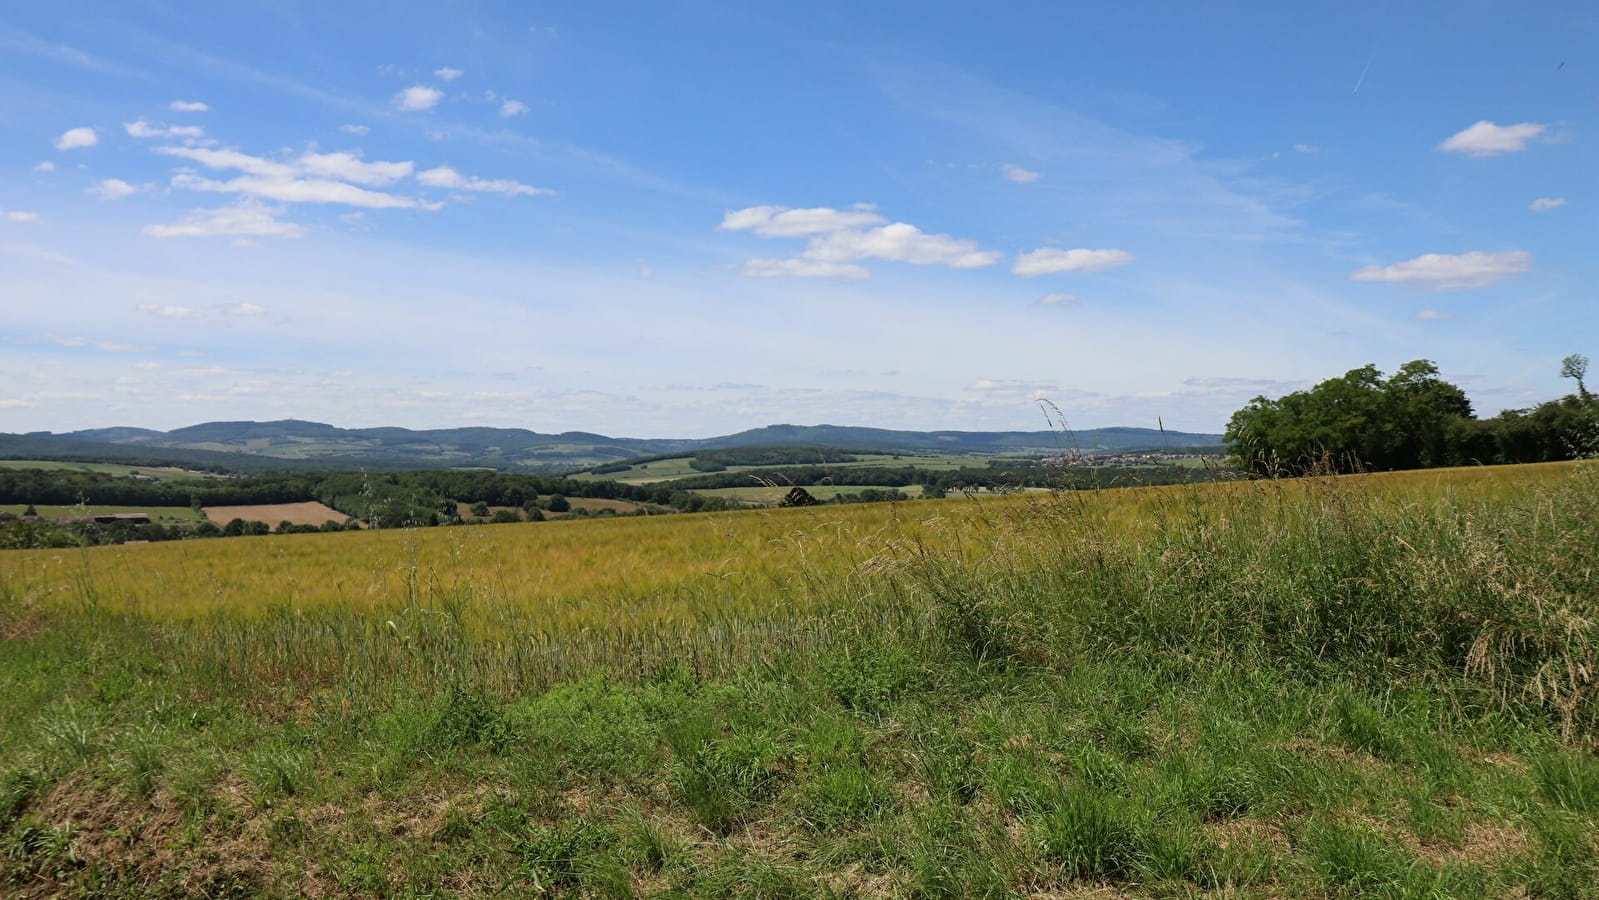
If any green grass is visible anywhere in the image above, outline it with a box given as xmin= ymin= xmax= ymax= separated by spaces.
xmin=0 ymin=459 xmax=216 ymax=480
xmin=573 ymin=452 xmax=1031 ymax=484
xmin=1 ymin=463 xmax=1597 ymax=896
xmin=694 ymin=483 xmax=926 ymax=503
xmin=0 ymin=503 xmax=203 ymax=522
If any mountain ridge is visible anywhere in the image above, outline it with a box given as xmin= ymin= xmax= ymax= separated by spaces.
xmin=10 ymin=419 xmax=1225 ymax=472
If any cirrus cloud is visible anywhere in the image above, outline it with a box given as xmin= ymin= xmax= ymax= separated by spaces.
xmin=1529 ymin=197 xmax=1566 ymax=212
xmin=169 ymin=100 xmax=209 ymax=112
xmin=416 ymin=165 xmax=550 ymax=196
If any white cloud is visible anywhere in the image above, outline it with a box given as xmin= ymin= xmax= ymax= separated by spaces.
xmin=54 ymin=126 xmax=98 ymax=150
xmin=1037 ymin=293 xmax=1079 ymax=306
xmin=1437 ymin=121 xmax=1547 ymax=157
xmin=32 ymin=161 xmax=55 ymax=173
xmin=296 ymin=150 xmax=413 ymax=185
xmin=142 ymin=201 xmax=306 ymax=239
xmin=394 ymin=84 xmax=443 ymax=111
xmin=805 ymin=223 xmax=1000 ymax=268
xmin=1529 ymin=197 xmax=1566 ymax=212
xmin=339 ymin=123 xmax=370 ymax=136
xmin=157 ymin=145 xmax=420 ymax=207
xmin=222 ymin=302 xmax=266 ymax=317
xmin=1349 ymin=250 xmax=1530 ymax=290
xmin=125 ymin=119 xmax=206 ymax=139
xmin=719 ymin=204 xmax=885 ymax=237
xmin=170 ymin=100 xmax=210 ymax=112
xmin=1013 ymin=247 xmax=1135 ymax=276
xmin=5 ymin=211 xmax=40 ymax=223
xmin=434 ymin=67 xmax=463 ymax=82
xmin=1293 ymin=143 xmax=1319 ymax=154
xmin=500 ymin=99 xmax=530 ymax=118
xmin=740 ymin=258 xmax=870 ymax=279
xmin=155 ymin=145 xmax=295 ymax=177
xmin=173 ymin=172 xmax=419 ymax=208
xmin=1414 ymin=310 xmax=1454 ymax=321
xmin=416 ymin=165 xmax=550 ymax=196
xmin=88 ymin=178 xmax=137 ymax=200
xmin=138 ymin=304 xmax=202 ymax=319
xmin=1000 ymin=164 xmax=1041 ymax=183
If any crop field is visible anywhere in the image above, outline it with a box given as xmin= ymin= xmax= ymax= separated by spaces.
xmin=0 ymin=503 xmax=203 ymax=523
xmin=202 ymin=501 xmax=349 ymax=528
xmin=2 ymin=460 xmax=1597 ymax=897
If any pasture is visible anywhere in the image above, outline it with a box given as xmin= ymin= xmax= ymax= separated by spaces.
xmin=0 ymin=503 xmax=203 ymax=523
xmin=2 ymin=460 xmax=1596 ymax=897
xmin=0 ymin=459 xmax=216 ymax=481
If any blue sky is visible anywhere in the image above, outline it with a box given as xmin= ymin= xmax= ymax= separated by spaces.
xmin=1 ymin=1 xmax=1593 ymax=436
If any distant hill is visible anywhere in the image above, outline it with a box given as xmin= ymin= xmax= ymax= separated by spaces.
xmin=3 ymin=419 xmax=1223 ymax=473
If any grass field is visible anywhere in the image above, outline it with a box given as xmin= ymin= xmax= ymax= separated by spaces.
xmin=2 ymin=460 xmax=1596 ymax=897
xmin=574 ymin=453 xmax=1030 ymax=485
xmin=696 ymin=484 xmax=927 ymax=504
xmin=0 ymin=504 xmax=203 ymax=523
xmin=0 ymin=459 xmax=216 ymax=481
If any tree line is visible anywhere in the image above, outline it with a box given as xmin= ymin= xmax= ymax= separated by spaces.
xmin=1225 ymin=356 xmax=1596 ymax=474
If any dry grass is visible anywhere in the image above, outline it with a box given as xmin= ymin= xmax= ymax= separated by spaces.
xmin=202 ymin=501 xmax=349 ymax=528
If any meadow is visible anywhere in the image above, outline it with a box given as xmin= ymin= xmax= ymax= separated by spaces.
xmin=2 ymin=460 xmax=1597 ymax=898
xmin=0 ymin=504 xmax=204 ymax=523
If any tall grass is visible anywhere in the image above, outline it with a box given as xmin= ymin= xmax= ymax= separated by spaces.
xmin=1 ymin=460 xmax=1595 ymax=897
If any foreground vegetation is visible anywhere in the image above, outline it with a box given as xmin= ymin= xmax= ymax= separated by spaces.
xmin=2 ymin=462 xmax=1596 ymax=897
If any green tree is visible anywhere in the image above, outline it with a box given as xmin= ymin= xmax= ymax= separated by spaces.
xmin=1562 ymin=353 xmax=1591 ymax=402
xmin=545 ymin=494 xmax=570 ymax=513
xmin=470 ymin=500 xmax=490 ymax=517
xmin=1225 ymin=360 xmax=1474 ymax=474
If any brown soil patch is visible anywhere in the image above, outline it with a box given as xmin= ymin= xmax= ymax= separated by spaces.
xmin=203 ymin=501 xmax=351 ymax=528
xmin=1409 ymin=821 xmax=1530 ymax=865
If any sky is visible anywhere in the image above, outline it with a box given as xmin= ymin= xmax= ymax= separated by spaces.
xmin=1 ymin=1 xmax=1594 ymax=437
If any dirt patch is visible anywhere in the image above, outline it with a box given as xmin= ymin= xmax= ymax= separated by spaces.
xmin=203 ymin=502 xmax=351 ymax=528
xmin=1408 ymin=821 xmax=1531 ymax=866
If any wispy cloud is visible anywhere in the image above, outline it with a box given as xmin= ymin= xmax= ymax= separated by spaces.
xmin=1037 ymin=293 xmax=1079 ymax=306
xmin=1000 ymin=163 xmax=1041 ymax=183
xmin=416 ymin=165 xmax=551 ymax=196
xmin=142 ymin=200 xmax=306 ymax=239
xmin=125 ymin=119 xmax=205 ymax=140
xmin=1013 ymin=247 xmax=1134 ymax=276
xmin=1414 ymin=309 xmax=1454 ymax=321
xmin=169 ymin=100 xmax=210 ymax=112
xmin=433 ymin=66 xmax=463 ymax=82
xmin=1529 ymin=197 xmax=1566 ymax=212
xmin=500 ymin=99 xmax=530 ymax=118
xmin=87 ymin=179 xmax=138 ymax=200
xmin=1349 ymin=250 xmax=1530 ymax=290
xmin=740 ymin=258 xmax=870 ymax=279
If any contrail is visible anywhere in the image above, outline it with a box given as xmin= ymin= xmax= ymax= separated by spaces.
xmin=1353 ymin=49 xmax=1376 ymax=93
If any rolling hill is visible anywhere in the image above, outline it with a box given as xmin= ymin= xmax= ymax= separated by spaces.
xmin=5 ymin=419 xmax=1224 ymax=472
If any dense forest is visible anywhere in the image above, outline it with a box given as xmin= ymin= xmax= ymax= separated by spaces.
xmin=1225 ymin=357 xmax=1597 ymax=474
